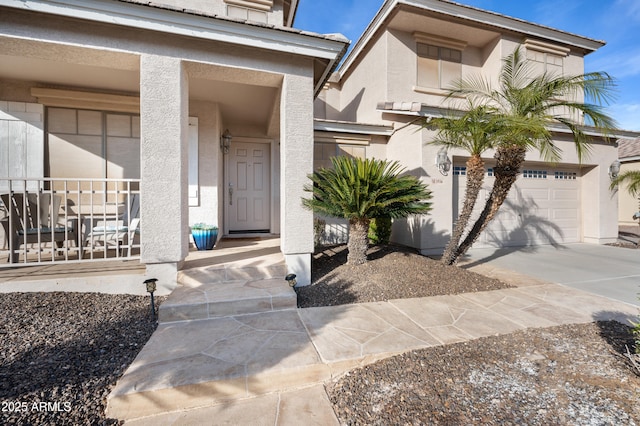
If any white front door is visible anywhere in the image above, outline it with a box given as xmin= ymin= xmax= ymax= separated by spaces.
xmin=227 ymin=141 xmax=271 ymax=234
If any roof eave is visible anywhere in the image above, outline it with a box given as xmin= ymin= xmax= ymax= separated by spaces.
xmin=0 ymin=0 xmax=348 ymax=61
xmin=377 ymin=103 xmax=640 ymax=140
xmin=338 ymin=0 xmax=605 ymax=82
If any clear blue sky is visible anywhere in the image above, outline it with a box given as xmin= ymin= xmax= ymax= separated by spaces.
xmin=295 ymin=0 xmax=640 ymax=131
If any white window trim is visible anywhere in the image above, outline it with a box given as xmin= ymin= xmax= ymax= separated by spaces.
xmin=413 ymin=32 xmax=467 ymax=51
xmin=524 ymin=39 xmax=570 ymax=57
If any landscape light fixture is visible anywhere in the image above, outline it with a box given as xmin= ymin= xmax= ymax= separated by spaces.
xmin=285 ymin=273 xmax=297 ymax=287
xmin=436 ymin=149 xmax=452 ymax=176
xmin=221 ymin=129 xmax=232 ymax=154
xmin=144 ymin=278 xmax=158 ymax=320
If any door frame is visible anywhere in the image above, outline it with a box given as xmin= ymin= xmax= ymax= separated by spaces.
xmin=223 ymin=136 xmax=277 ymax=237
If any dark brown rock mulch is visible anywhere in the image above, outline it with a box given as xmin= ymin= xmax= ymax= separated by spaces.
xmin=296 ymin=244 xmax=513 ymax=308
xmin=327 ymin=321 xmax=640 ymax=425
xmin=0 ymin=292 xmax=162 ymax=425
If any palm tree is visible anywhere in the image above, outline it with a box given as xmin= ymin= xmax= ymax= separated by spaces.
xmin=302 ymin=156 xmax=432 ymax=265
xmin=446 ymin=47 xmax=617 ymax=264
xmin=427 ymin=104 xmax=503 ymax=265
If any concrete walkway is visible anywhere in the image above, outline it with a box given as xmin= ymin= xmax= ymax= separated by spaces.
xmin=110 ymin=260 xmax=639 ymax=424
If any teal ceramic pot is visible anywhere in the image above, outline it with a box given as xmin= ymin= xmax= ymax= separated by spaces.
xmin=192 ymin=229 xmax=217 ymax=250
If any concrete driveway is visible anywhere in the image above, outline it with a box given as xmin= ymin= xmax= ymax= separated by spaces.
xmin=462 ymin=243 xmax=640 ymax=307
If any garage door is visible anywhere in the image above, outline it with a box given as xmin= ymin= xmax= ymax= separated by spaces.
xmin=453 ymin=164 xmax=581 ymax=248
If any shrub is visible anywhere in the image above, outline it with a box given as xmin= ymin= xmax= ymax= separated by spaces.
xmin=368 ymin=217 xmax=392 ymax=245
xmin=191 ymin=223 xmax=218 ymax=231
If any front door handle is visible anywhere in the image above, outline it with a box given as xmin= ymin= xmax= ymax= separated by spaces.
xmin=229 ymin=184 xmax=233 ymax=206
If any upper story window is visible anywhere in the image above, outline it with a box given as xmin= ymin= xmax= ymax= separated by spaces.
xmin=524 ymin=39 xmax=569 ymax=77
xmin=414 ymin=33 xmax=466 ymax=91
xmin=225 ymin=0 xmax=272 ymax=24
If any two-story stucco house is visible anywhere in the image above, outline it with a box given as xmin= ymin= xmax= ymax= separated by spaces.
xmin=1 ymin=0 xmax=638 ymax=292
xmin=314 ymin=0 xmax=638 ymax=256
xmin=0 ymin=0 xmax=348 ymax=289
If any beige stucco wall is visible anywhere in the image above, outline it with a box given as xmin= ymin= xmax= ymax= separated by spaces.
xmin=618 ymin=161 xmax=640 ymax=225
xmin=331 ymin=32 xmax=388 ymax=123
xmin=188 ymin=100 xmax=222 ymax=229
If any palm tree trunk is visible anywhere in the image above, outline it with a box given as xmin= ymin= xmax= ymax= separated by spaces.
xmin=451 ymin=144 xmax=527 ymax=263
xmin=347 ymin=218 xmax=370 ymax=265
xmin=441 ymin=155 xmax=485 ymax=265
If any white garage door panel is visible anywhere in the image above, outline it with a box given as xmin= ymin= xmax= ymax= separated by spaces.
xmin=454 ymin=165 xmax=581 ymax=248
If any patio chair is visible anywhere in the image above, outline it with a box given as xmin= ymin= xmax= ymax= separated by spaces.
xmin=0 ymin=192 xmax=73 ymax=263
xmin=84 ymin=194 xmax=140 ymax=257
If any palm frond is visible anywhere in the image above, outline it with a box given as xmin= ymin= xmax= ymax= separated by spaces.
xmin=610 ymin=170 xmax=640 ymax=196
xmin=302 ymin=157 xmax=433 ymax=221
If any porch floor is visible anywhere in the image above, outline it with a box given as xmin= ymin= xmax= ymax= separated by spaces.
xmin=0 ymin=237 xmax=285 ymax=295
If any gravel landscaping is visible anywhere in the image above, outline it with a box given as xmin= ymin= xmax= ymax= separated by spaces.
xmin=300 ymin=243 xmax=640 ymax=425
xmin=297 ymin=244 xmax=513 ymax=308
xmin=0 ymin=292 xmax=161 ymax=425
xmin=1 ymin=237 xmax=638 ymax=424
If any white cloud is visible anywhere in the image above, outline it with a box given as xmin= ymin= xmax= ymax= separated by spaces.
xmin=587 ymin=49 xmax=640 ymax=79
xmin=609 ymin=103 xmax=640 ymax=131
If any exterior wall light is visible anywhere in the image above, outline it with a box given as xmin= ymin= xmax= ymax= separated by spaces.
xmin=609 ymin=159 xmax=621 ymax=180
xmin=436 ymin=149 xmax=452 ymax=176
xmin=144 ymin=278 xmax=158 ymax=320
xmin=221 ymin=129 xmax=232 ymax=154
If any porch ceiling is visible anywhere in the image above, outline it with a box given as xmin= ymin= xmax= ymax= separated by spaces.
xmin=190 ymin=78 xmax=279 ymax=129
xmin=0 ymin=38 xmax=281 ymax=132
xmin=0 ymin=54 xmax=140 ymax=93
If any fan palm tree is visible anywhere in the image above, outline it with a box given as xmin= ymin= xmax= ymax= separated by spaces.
xmin=427 ymin=104 xmax=503 ymax=265
xmin=446 ymin=47 xmax=617 ymax=264
xmin=303 ymin=156 xmax=432 ymax=265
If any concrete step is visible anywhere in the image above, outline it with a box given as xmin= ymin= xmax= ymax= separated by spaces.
xmin=159 ymin=262 xmax=292 ymax=322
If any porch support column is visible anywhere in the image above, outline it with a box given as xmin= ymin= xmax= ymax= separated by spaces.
xmin=139 ymin=55 xmax=189 ymax=293
xmin=280 ymin=71 xmax=314 ymax=286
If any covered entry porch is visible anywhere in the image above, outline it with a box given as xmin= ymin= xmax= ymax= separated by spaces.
xmin=0 ymin=2 xmax=348 ymax=289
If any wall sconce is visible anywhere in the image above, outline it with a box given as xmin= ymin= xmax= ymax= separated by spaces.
xmin=608 ymin=159 xmax=621 ymax=180
xmin=436 ymin=149 xmax=452 ymax=176
xmin=220 ymin=129 xmax=232 ymax=154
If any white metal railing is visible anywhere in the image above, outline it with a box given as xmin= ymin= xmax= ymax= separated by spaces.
xmin=0 ymin=178 xmax=140 ymax=267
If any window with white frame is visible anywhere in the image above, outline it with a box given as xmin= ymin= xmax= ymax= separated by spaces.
xmin=522 ymin=170 xmax=548 ymax=179
xmin=554 ymin=171 xmax=577 ymax=180
xmin=313 ymin=142 xmax=366 ymax=171
xmin=225 ymin=0 xmax=271 ymax=23
xmin=47 ymin=107 xmax=140 ymax=180
xmin=414 ymin=33 xmax=465 ymax=91
xmin=417 ymin=43 xmax=462 ymax=89
xmin=524 ymin=39 xmax=569 ymax=77
xmin=453 ymin=166 xmax=467 ymax=176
